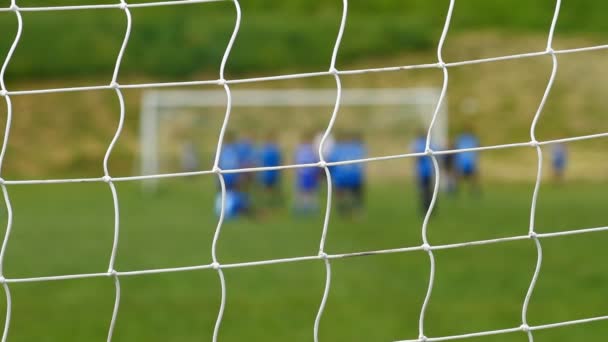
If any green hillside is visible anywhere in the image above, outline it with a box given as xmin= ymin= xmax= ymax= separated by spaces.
xmin=1 ymin=0 xmax=607 ymax=80
xmin=0 ymin=1 xmax=607 ymax=178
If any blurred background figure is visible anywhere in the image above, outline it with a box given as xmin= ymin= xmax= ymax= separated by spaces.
xmin=257 ymin=131 xmax=283 ymax=211
xmin=329 ymin=131 xmax=366 ymax=217
xmin=552 ymin=142 xmax=567 ymax=183
xmin=443 ymin=140 xmax=457 ymax=195
xmin=180 ymin=139 xmax=200 ymax=172
xmin=314 ymin=130 xmax=335 ymax=161
xmin=214 ymin=131 xmax=249 ymax=219
xmin=235 ymin=131 xmax=257 ymax=192
xmin=293 ymin=132 xmax=321 ymax=216
xmin=214 ymin=189 xmax=249 ymax=220
xmin=455 ymin=126 xmax=481 ymax=195
xmin=411 ymin=131 xmax=435 ymax=214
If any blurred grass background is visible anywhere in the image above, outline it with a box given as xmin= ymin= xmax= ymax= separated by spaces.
xmin=1 ymin=179 xmax=608 ymax=342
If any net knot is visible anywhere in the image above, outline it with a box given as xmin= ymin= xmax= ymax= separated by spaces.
xmin=102 ymin=175 xmax=112 ymax=183
xmin=318 ymin=252 xmax=328 ymax=259
xmin=0 ymin=90 xmax=7 ymax=97
xmin=520 ymin=324 xmax=530 ymax=332
xmin=546 ymin=47 xmax=555 ymax=55
xmin=318 ymin=160 xmax=327 ymax=168
xmin=9 ymin=4 xmax=19 ymax=11
xmin=418 ymin=334 xmax=428 ymax=341
xmin=211 ymin=262 xmax=221 ymax=270
xmin=529 ymin=231 xmax=538 ymax=239
xmin=109 ymin=269 xmax=118 ymax=277
xmin=437 ymin=61 xmax=446 ymax=69
xmin=424 ymin=148 xmax=433 ymax=156
xmin=212 ymin=166 xmax=222 ymax=174
xmin=217 ymin=79 xmax=226 ymax=86
xmin=530 ymin=140 xmax=540 ymax=148
xmin=119 ymin=2 xmax=127 ymax=10
xmin=110 ymin=82 xmax=120 ymax=89
xmin=421 ymin=243 xmax=431 ymax=252
xmin=0 ymin=276 xmax=5 ymax=284
xmin=0 ymin=177 xmax=4 ymax=185
xmin=329 ymin=67 xmax=338 ymax=75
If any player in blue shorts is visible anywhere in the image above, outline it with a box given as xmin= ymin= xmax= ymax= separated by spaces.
xmin=551 ymin=142 xmax=567 ymax=182
xmin=293 ymin=132 xmax=320 ymax=215
xmin=214 ymin=190 xmax=249 ymax=220
xmin=411 ymin=133 xmax=435 ymax=214
xmin=329 ymin=131 xmax=366 ymax=216
xmin=257 ymin=132 xmax=283 ymax=209
xmin=455 ymin=128 xmax=481 ymax=194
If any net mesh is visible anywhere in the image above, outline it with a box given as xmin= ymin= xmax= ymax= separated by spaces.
xmin=1 ymin=0 xmax=608 ymax=341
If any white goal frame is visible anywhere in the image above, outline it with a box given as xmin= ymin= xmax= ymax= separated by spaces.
xmin=139 ymin=87 xmax=448 ymax=186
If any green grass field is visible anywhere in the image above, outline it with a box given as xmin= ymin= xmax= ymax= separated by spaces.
xmin=0 ymin=177 xmax=606 ymax=341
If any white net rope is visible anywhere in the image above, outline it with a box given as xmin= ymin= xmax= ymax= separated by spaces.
xmin=0 ymin=0 xmax=607 ymax=341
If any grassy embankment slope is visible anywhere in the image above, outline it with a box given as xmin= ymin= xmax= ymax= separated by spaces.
xmin=0 ymin=0 xmax=607 ymax=178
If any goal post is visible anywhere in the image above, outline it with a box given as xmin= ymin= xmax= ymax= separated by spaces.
xmin=139 ymin=87 xmax=447 ymax=189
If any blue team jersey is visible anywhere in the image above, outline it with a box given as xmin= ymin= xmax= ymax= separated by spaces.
xmin=218 ymin=143 xmax=240 ymax=190
xmin=295 ymin=144 xmax=319 ymax=191
xmin=214 ymin=190 xmax=247 ymax=219
xmin=235 ymin=139 xmax=256 ymax=168
xmin=329 ymin=141 xmax=365 ymax=188
xmin=412 ymin=137 xmax=434 ymax=180
xmin=258 ymin=143 xmax=281 ymax=185
xmin=455 ymin=133 xmax=479 ymax=172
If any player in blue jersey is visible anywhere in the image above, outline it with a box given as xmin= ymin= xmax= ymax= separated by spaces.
xmin=218 ymin=132 xmax=241 ymax=191
xmin=455 ymin=128 xmax=481 ymax=194
xmin=215 ymin=132 xmax=249 ymax=218
xmin=411 ymin=132 xmax=435 ymax=214
xmin=329 ymin=131 xmax=366 ymax=216
xmin=257 ymin=132 xmax=283 ymax=209
xmin=551 ymin=142 xmax=567 ymax=182
xmin=293 ymin=132 xmax=321 ymax=215
xmin=234 ymin=132 xmax=257 ymax=192
xmin=443 ymin=140 xmax=457 ymax=195
xmin=235 ymin=134 xmax=256 ymax=169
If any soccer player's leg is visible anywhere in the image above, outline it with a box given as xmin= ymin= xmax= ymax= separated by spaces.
xmin=552 ymin=157 xmax=566 ymax=183
xmin=418 ymin=175 xmax=433 ymax=214
xmin=351 ymin=179 xmax=364 ymax=215
xmin=464 ymin=162 xmax=481 ymax=195
xmin=293 ymin=167 xmax=319 ymax=216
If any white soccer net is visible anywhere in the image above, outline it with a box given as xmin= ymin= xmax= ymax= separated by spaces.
xmin=1 ymin=0 xmax=608 ymax=341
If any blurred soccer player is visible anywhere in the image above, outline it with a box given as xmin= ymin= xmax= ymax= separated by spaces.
xmin=551 ymin=142 xmax=567 ymax=182
xmin=215 ymin=132 xmax=249 ymax=218
xmin=293 ymin=132 xmax=320 ymax=215
xmin=218 ymin=132 xmax=240 ymax=191
xmin=411 ymin=132 xmax=435 ymax=214
xmin=455 ymin=127 xmax=481 ymax=194
xmin=443 ymin=140 xmax=457 ymax=195
xmin=314 ymin=131 xmax=335 ymax=162
xmin=235 ymin=132 xmax=257 ymax=191
xmin=257 ymin=132 xmax=283 ymax=209
xmin=329 ymin=131 xmax=366 ymax=216
xmin=214 ymin=190 xmax=249 ymax=220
